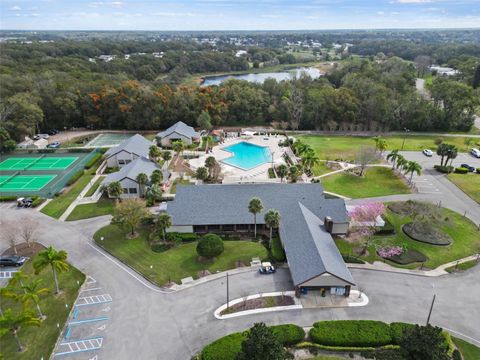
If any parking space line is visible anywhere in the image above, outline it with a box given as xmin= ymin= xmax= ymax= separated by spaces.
xmin=54 ymin=337 xmax=103 ymax=356
xmin=76 ymin=293 xmax=112 ymax=307
xmin=80 ymin=287 xmax=102 ymax=292
xmin=69 ymin=317 xmax=108 ymax=326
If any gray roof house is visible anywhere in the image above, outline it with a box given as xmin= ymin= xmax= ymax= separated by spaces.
xmin=167 ymin=183 xmax=354 ymax=296
xmin=105 ymin=134 xmax=153 ymax=168
xmin=102 ymin=157 xmax=169 ymax=199
xmin=156 ymin=121 xmax=201 ymax=147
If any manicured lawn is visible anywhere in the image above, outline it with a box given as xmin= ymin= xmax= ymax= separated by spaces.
xmin=0 ymin=254 xmax=84 ymax=359
xmin=66 ymin=197 xmax=115 ymax=221
xmin=312 ymin=161 xmax=334 ymax=176
xmin=445 ymin=259 xmax=479 ymax=273
xmin=447 ymin=173 xmax=480 ymax=204
xmin=94 ymin=224 xmax=268 ymax=286
xmin=453 ymin=337 xmax=480 ymax=360
xmin=299 ymin=135 xmax=468 ymax=161
xmin=41 ymin=160 xmax=101 ymax=219
xmin=85 ymin=176 xmax=105 ymax=197
xmin=321 ymin=167 xmax=411 ymax=198
xmin=335 ymin=204 xmax=480 ymax=269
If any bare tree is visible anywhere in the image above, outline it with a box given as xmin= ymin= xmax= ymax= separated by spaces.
xmin=1 ymin=222 xmax=18 ymax=254
xmin=355 ymin=146 xmax=379 ymax=176
xmin=283 ymin=87 xmax=304 ymax=131
xmin=18 ymin=217 xmax=39 ymax=248
xmin=414 ymin=55 xmax=432 ymax=77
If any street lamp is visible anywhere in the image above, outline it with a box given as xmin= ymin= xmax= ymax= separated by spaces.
xmin=401 ymin=128 xmax=410 ymax=150
xmin=426 ymin=283 xmax=436 ymax=325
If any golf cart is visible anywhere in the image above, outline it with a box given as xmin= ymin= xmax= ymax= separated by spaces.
xmin=17 ymin=197 xmax=33 ymax=208
xmin=259 ymin=262 xmax=276 ymax=274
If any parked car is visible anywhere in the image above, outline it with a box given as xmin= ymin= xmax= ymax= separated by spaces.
xmin=460 ymin=164 xmax=475 ymax=172
xmin=422 ymin=149 xmax=433 ymax=157
xmin=259 ymin=262 xmax=276 ymax=274
xmin=47 ymin=141 xmax=61 ymax=149
xmin=48 ymin=129 xmax=59 ymax=135
xmin=17 ymin=197 xmax=33 ymax=207
xmin=34 ymin=133 xmax=49 ymax=140
xmin=471 ymin=148 xmax=480 ymax=158
xmin=0 ymin=255 xmax=27 ymax=267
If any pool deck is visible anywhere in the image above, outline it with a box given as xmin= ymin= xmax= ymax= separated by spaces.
xmin=188 ymin=135 xmax=287 ymax=182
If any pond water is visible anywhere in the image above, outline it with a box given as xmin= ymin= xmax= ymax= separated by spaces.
xmin=201 ymin=67 xmax=322 ymax=86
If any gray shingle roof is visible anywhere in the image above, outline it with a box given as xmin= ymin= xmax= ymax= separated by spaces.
xmin=167 ymin=183 xmax=353 ymax=286
xmin=102 ymin=157 xmax=165 ymax=184
xmin=156 ymin=121 xmax=201 ymax=140
xmin=105 ymin=134 xmax=152 ymax=159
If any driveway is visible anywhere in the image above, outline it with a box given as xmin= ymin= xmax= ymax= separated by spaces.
xmin=1 ymin=208 xmax=479 ymax=359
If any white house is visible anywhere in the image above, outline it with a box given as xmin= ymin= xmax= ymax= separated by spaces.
xmin=17 ymin=137 xmax=48 ymax=149
xmin=156 ymin=121 xmax=201 ymax=147
xmin=104 ymin=134 xmax=153 ymax=169
xmin=102 ymin=157 xmax=169 ymax=199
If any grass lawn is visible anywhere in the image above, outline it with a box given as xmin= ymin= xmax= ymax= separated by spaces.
xmin=41 ymin=160 xmax=101 ymax=219
xmin=312 ymin=161 xmax=334 ymax=176
xmin=66 ymin=197 xmax=115 ymax=221
xmin=453 ymin=337 xmax=480 ymax=360
xmin=299 ymin=135 xmax=468 ymax=161
xmin=335 ymin=205 xmax=480 ymax=269
xmin=447 ymin=173 xmax=480 ymax=204
xmin=321 ymin=167 xmax=411 ymax=198
xmin=445 ymin=259 xmax=479 ymax=273
xmin=0 ymin=254 xmax=84 ymax=359
xmin=85 ymin=176 xmax=105 ymax=197
xmin=93 ymin=224 xmax=268 ymax=286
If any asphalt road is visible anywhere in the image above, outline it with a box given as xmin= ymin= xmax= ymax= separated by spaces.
xmin=1 ymin=208 xmax=479 ymax=360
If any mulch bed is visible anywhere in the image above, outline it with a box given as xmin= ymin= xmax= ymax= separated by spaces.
xmin=403 ymin=223 xmax=452 ymax=246
xmin=221 ymin=295 xmax=294 ymax=315
xmin=2 ymin=242 xmax=45 ymax=257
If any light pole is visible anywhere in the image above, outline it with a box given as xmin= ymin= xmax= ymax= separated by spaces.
xmin=426 ymin=283 xmax=436 ymax=325
xmin=226 ymin=272 xmax=230 ymax=309
xmin=401 ymin=128 xmax=410 ymax=151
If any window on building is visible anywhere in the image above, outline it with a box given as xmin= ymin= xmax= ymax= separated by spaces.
xmin=125 ymin=159 xmax=131 ymax=164
xmin=129 ymin=188 xmax=137 ymax=194
xmin=236 ymin=224 xmax=250 ymax=231
xmin=207 ymin=225 xmax=220 ymax=231
xmin=118 ymin=159 xmax=126 ymax=165
xmin=123 ymin=188 xmax=128 ymax=194
xmin=222 ymin=225 xmax=234 ymax=231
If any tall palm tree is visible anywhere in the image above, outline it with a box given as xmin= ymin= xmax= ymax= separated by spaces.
xmin=288 ymin=165 xmax=301 ymax=183
xmin=248 ymin=198 xmax=263 ymax=239
xmin=395 ymin=155 xmax=408 ymax=172
xmin=145 ymin=183 xmax=163 ymax=203
xmin=150 ymin=169 xmax=163 ymax=185
xmin=373 ymin=136 xmax=388 ymax=155
xmin=404 ymin=161 xmax=422 ymax=184
xmin=155 ymin=213 xmax=172 ymax=242
xmin=172 ymin=140 xmax=185 ymax=157
xmin=33 ymin=247 xmax=69 ymax=295
xmin=436 ymin=143 xmax=450 ymax=166
xmin=205 ymin=156 xmax=217 ymax=179
xmin=0 ymin=308 xmax=41 ymax=352
xmin=162 ymin=151 xmax=172 ymax=166
xmin=446 ymin=145 xmax=458 ymax=167
xmin=10 ymin=271 xmax=28 ymax=294
xmin=149 ymin=145 xmax=162 ymax=162
xmin=136 ymin=173 xmax=148 ymax=197
xmin=386 ymin=149 xmax=400 ymax=170
xmin=20 ymin=279 xmax=50 ymax=319
xmin=264 ymin=209 xmax=281 ymax=248
xmin=276 ymin=164 xmax=288 ymax=183
xmin=301 ymin=152 xmax=320 ymax=172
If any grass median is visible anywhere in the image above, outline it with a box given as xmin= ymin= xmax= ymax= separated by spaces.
xmin=66 ymin=197 xmax=115 ymax=221
xmin=447 ymin=173 xmax=480 ymax=204
xmin=93 ymin=224 xmax=268 ymax=286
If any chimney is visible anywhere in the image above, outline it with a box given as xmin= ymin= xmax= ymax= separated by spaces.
xmin=324 ymin=216 xmax=333 ymax=233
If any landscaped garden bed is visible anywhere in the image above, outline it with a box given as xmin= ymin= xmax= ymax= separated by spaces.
xmin=220 ymin=295 xmax=295 ymax=315
xmin=402 ymin=222 xmax=452 ymax=245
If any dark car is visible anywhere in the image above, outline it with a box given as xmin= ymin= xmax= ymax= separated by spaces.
xmin=0 ymin=255 xmax=27 ymax=267
xmin=461 ymin=164 xmax=475 ymax=172
xmin=48 ymin=129 xmax=59 ymax=135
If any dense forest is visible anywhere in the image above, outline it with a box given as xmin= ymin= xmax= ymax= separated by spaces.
xmin=1 ymin=30 xmax=479 ymax=150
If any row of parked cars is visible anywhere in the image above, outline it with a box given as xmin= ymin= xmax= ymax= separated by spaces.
xmin=422 ymin=148 xmax=480 ymax=158
xmin=0 ymin=255 xmax=27 ymax=267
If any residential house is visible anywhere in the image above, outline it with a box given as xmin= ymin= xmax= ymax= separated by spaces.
xmin=104 ymin=134 xmax=153 ymax=169
xmin=156 ymin=121 xmax=201 ymax=147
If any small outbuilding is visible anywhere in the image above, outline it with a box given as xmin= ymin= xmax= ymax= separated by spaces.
xmin=156 ymin=121 xmax=201 ymax=147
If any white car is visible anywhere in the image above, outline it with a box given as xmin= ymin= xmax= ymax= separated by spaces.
xmin=471 ymin=148 xmax=480 ymax=158
xmin=422 ymin=149 xmax=433 ymax=157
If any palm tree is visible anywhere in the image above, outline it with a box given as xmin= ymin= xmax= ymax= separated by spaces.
xmin=0 ymin=308 xmax=41 ymax=352
xmin=301 ymin=152 xmax=320 ymax=173
xmin=20 ymin=279 xmax=50 ymax=319
xmin=195 ymin=166 xmax=209 ymax=181
xmin=10 ymin=271 xmax=28 ymax=294
xmin=292 ymin=140 xmax=310 ymax=156
xmin=0 ymin=287 xmax=17 ymax=316
xmin=162 ymin=151 xmax=172 ymax=165
xmin=33 ymin=247 xmax=69 ymax=295
xmin=107 ymin=181 xmax=123 ymax=200
xmin=446 ymin=145 xmax=458 ymax=167
xmin=373 ymin=136 xmax=388 ymax=155
xmin=264 ymin=209 xmax=281 ymax=248
xmin=205 ymin=156 xmax=217 ymax=179
xmin=145 ymin=183 xmax=163 ymax=203
xmin=172 ymin=140 xmax=185 ymax=157
xmin=288 ymin=165 xmax=301 ymax=183
xmin=386 ymin=149 xmax=400 ymax=170
xmin=395 ymin=155 xmax=408 ymax=172
xmin=155 ymin=213 xmax=172 ymax=242
xmin=136 ymin=173 xmax=148 ymax=197
xmin=149 ymin=145 xmax=162 ymax=162
xmin=436 ymin=143 xmax=450 ymax=166
xmin=248 ymin=198 xmax=263 ymax=239
xmin=404 ymin=161 xmax=422 ymax=184
xmin=276 ymin=164 xmax=288 ymax=183
xmin=150 ymin=169 xmax=163 ymax=185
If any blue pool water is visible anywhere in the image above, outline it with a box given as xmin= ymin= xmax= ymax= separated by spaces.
xmin=221 ymin=142 xmax=271 ymax=170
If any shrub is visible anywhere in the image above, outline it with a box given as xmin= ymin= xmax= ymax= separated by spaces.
xmin=0 ymin=196 xmax=18 ymax=202
xmin=197 ymin=233 xmax=224 ymax=258
xmin=476 ymin=168 xmax=480 ymax=174
xmin=390 ymin=322 xmax=415 ymax=344
xmin=31 ymin=197 xmax=46 ymax=208
xmin=201 ymin=332 xmax=246 ymax=360
xmin=268 ymin=168 xmax=276 ymax=178
xmin=67 ymin=170 xmax=84 ymax=185
xmin=342 ymin=255 xmax=365 ymax=264
xmin=178 ymin=233 xmax=198 ymax=242
xmin=270 ymin=324 xmax=305 ymax=346
xmin=84 ymin=153 xmax=102 ymax=169
xmin=271 ymin=237 xmax=286 ymax=262
xmin=454 ymin=167 xmax=468 ymax=174
xmin=309 ymin=320 xmax=393 ymax=347
xmin=375 ymin=218 xmax=395 ymax=235
xmin=37 ymin=148 xmax=56 ymax=153
xmin=150 ymin=243 xmax=171 ymax=253
xmin=165 ymin=232 xmax=182 ymax=244
xmin=433 ymin=165 xmax=454 ymax=174
xmin=388 ymin=249 xmax=427 ymax=265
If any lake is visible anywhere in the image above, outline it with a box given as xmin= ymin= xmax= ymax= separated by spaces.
xmin=201 ymin=67 xmax=322 ymax=86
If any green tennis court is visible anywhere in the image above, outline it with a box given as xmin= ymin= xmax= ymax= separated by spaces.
xmin=0 ymin=157 xmax=78 ymax=171
xmin=0 ymin=175 xmax=57 ymax=192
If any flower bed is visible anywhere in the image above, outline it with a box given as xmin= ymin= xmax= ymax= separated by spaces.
xmin=221 ymin=295 xmax=294 ymax=315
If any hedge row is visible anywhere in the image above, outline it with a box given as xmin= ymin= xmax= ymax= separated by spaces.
xmin=0 ymin=196 xmax=17 ymax=202
xmin=31 ymin=197 xmax=46 ymax=207
xmin=84 ymin=153 xmax=103 ymax=169
xmin=309 ymin=320 xmax=393 ymax=347
xmin=67 ymin=170 xmax=84 ymax=186
xmin=296 ymin=341 xmax=400 ymax=352
xmin=454 ymin=167 xmax=469 ymax=174
xmin=271 ymin=237 xmax=286 ymax=262
xmin=434 ymin=165 xmax=454 ymax=173
xmin=164 ymin=232 xmax=198 ymax=243
xmin=270 ymin=324 xmax=305 ymax=346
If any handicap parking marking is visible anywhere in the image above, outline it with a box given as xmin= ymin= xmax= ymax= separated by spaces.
xmin=76 ymin=294 xmax=112 ymax=307
xmin=69 ymin=317 xmax=109 ymax=326
xmin=0 ymin=270 xmax=17 ymax=279
xmin=80 ymin=287 xmax=102 ymax=293
xmin=54 ymin=337 xmax=103 ymax=356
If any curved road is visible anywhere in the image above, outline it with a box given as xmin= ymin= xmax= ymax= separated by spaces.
xmin=1 ymin=208 xmax=479 ymax=359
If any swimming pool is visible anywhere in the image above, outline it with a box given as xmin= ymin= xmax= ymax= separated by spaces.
xmin=221 ymin=142 xmax=271 ymax=170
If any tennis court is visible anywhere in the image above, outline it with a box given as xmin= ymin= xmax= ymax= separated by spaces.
xmin=0 ymin=156 xmax=78 ymax=171
xmin=0 ymin=174 xmax=57 ymax=192
xmin=86 ymin=133 xmax=133 ymax=147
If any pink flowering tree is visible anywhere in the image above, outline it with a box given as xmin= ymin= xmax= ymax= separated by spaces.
xmin=377 ymin=246 xmax=404 ymax=259
xmin=348 ymin=202 xmax=386 ymax=255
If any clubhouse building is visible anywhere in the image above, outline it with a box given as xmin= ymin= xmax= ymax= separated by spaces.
xmin=167 ymin=183 xmax=355 ymax=297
